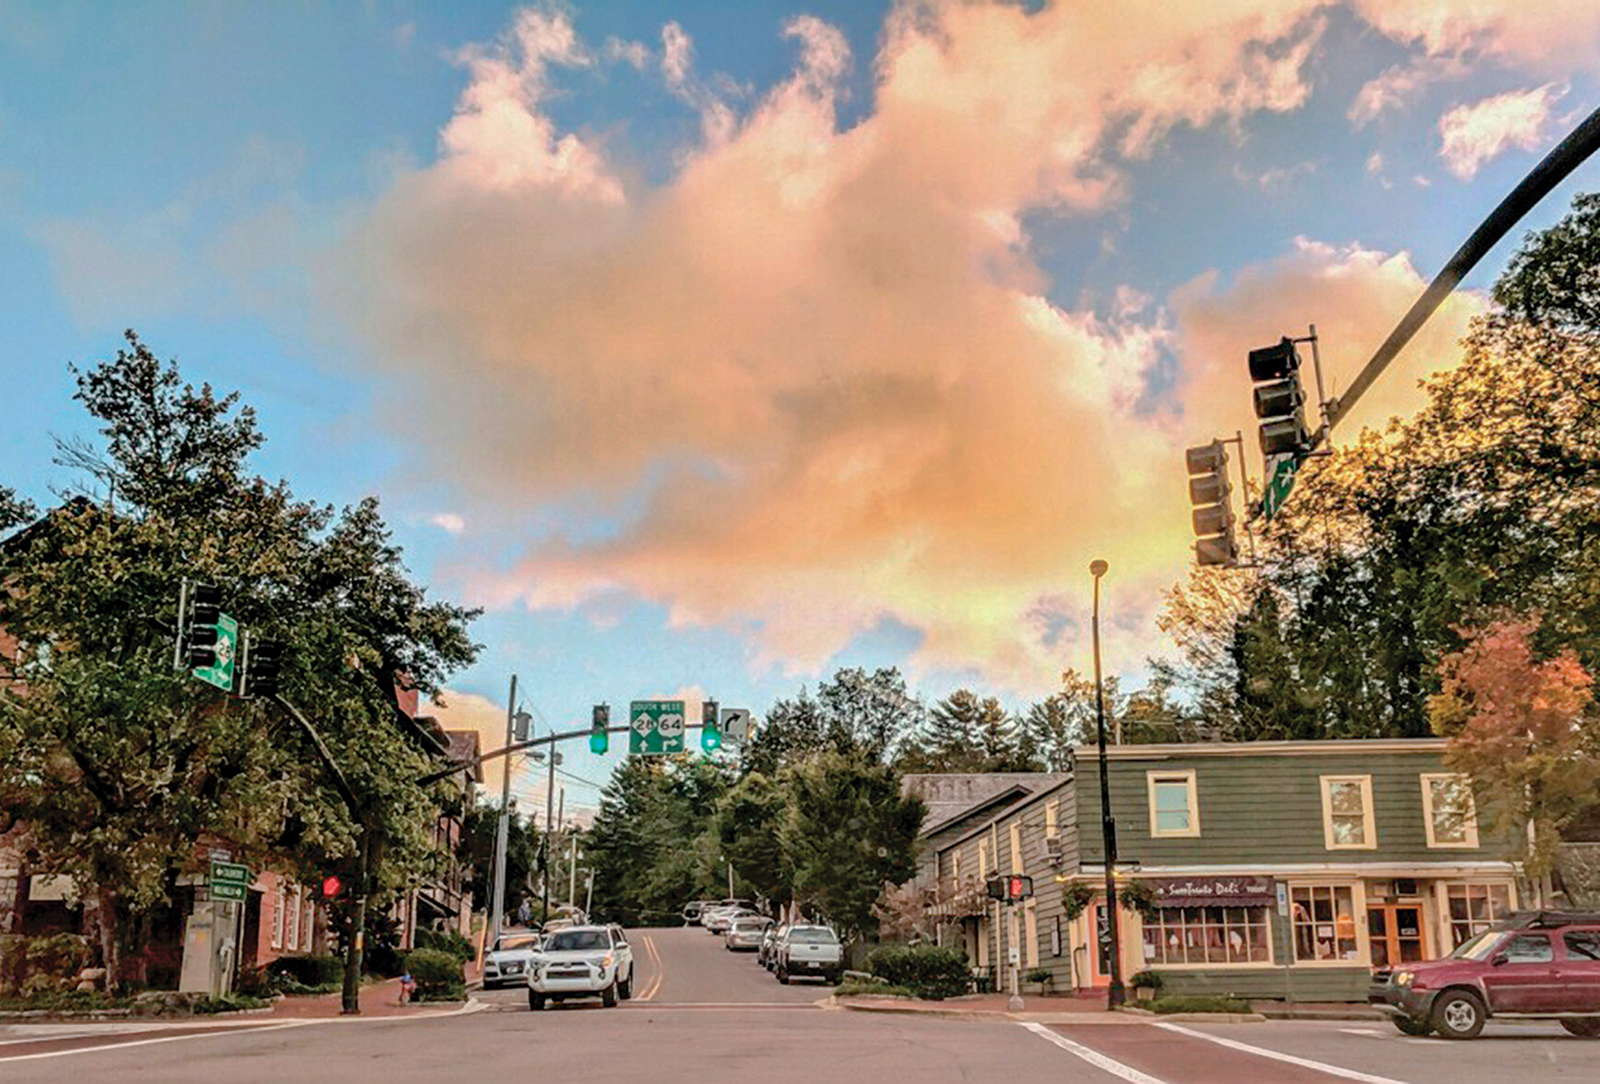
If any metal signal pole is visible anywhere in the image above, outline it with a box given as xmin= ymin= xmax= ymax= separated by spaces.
xmin=1091 ymin=559 xmax=1125 ymax=1009
xmin=489 ymin=675 xmax=516 ymax=945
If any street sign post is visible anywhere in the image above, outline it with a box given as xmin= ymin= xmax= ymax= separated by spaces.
xmin=628 ymin=700 xmax=686 ymax=755
xmin=720 ymin=708 xmax=752 ymax=742
xmin=209 ymin=859 xmax=250 ymax=902
xmin=1260 ymin=455 xmax=1299 ymax=520
xmin=193 ymin=613 xmax=239 ymax=691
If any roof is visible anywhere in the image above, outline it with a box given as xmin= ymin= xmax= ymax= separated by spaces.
xmin=1085 ymin=738 xmax=1451 ymax=760
xmin=903 ymin=773 xmax=1072 ymax=837
xmin=444 ymin=729 xmax=484 ymax=783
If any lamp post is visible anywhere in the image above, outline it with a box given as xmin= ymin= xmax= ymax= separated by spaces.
xmin=1090 ymin=559 xmax=1125 ymax=1009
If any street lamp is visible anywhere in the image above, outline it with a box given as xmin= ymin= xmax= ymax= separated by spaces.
xmin=1090 ymin=559 xmax=1125 ymax=1010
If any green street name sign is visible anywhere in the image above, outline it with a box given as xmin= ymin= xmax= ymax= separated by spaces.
xmin=193 ymin=613 xmax=239 ymax=692
xmin=1260 ymin=455 xmax=1299 ymax=520
xmin=628 ymin=700 xmax=686 ymax=756
xmin=209 ymin=860 xmax=250 ymax=902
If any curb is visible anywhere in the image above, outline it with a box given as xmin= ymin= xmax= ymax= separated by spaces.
xmin=1255 ymin=1009 xmax=1384 ymax=1021
xmin=0 ymin=1004 xmax=277 ymax=1024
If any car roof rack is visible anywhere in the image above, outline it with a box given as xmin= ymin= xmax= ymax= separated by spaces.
xmin=1503 ymin=910 xmax=1600 ymax=929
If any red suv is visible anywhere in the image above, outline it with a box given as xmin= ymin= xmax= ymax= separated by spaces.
xmin=1370 ymin=911 xmax=1600 ymax=1039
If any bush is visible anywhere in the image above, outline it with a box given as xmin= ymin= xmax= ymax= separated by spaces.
xmin=405 ymin=949 xmax=462 ymax=999
xmin=415 ymin=928 xmax=475 ymax=963
xmin=1145 ymin=996 xmax=1252 ymax=1015
xmin=364 ymin=942 xmax=407 ymax=979
xmin=866 ymin=945 xmax=971 ymax=1000
xmin=415 ymin=982 xmax=466 ymax=1003
xmin=0 ymin=990 xmax=132 ymax=1012
xmin=190 ymin=994 xmax=271 ymax=1014
xmin=1129 ymin=970 xmax=1163 ymax=990
xmin=834 ymin=981 xmax=916 ymax=998
xmin=266 ymin=954 xmax=344 ymax=991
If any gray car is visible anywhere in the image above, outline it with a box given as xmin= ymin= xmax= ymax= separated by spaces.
xmin=725 ymin=916 xmax=772 ymax=952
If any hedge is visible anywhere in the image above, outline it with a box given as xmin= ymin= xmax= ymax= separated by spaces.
xmin=415 ymin=928 xmax=475 ymax=963
xmin=1145 ymin=996 xmax=1253 ymax=1015
xmin=405 ymin=949 xmax=463 ymax=999
xmin=266 ymin=954 xmax=344 ymax=989
xmin=865 ymin=945 xmax=970 ymax=1000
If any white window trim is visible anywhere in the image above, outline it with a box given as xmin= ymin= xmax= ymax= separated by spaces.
xmin=1045 ymin=800 xmax=1059 ymax=840
xmin=1009 ymin=822 xmax=1024 ymax=873
xmin=1024 ymin=899 xmax=1039 ymax=969
xmin=1147 ymin=770 xmax=1201 ymax=839
xmin=271 ymin=881 xmax=285 ymax=949
xmin=1288 ymin=881 xmax=1370 ymax=967
xmin=1319 ymin=775 xmax=1377 ymax=851
xmin=1133 ymin=907 xmax=1278 ymax=969
xmin=978 ymin=839 xmax=989 ymax=876
xmin=1421 ymin=773 xmax=1479 ymax=849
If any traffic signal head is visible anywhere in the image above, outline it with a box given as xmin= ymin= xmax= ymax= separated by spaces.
xmin=591 ymin=704 xmax=610 ymax=754
xmin=701 ymin=699 xmax=721 ymax=752
xmin=1185 ymin=441 xmax=1237 ymax=568
xmin=243 ymin=638 xmax=282 ymax=698
xmin=1006 ymin=874 xmax=1033 ymax=901
xmin=1249 ymin=337 xmax=1310 ymax=456
xmin=322 ymin=875 xmax=342 ymax=899
xmin=986 ymin=875 xmax=1005 ymax=901
xmin=185 ymin=583 xmax=223 ymax=669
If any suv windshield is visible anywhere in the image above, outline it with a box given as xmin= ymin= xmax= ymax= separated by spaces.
xmin=545 ymin=930 xmax=610 ymax=952
xmin=1449 ymin=930 xmax=1503 ymax=960
xmin=494 ymin=935 xmax=540 ymax=953
xmin=787 ymin=928 xmax=838 ymax=944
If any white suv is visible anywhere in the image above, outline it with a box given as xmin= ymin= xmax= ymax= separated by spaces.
xmin=527 ymin=925 xmax=634 ymax=1010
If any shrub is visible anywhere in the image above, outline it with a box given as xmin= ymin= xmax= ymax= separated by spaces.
xmin=405 ymin=949 xmax=462 ymax=999
xmin=866 ymin=945 xmax=971 ymax=1000
xmin=1145 ymin=996 xmax=1252 ymax=1015
xmin=834 ymin=980 xmax=916 ymax=998
xmin=0 ymin=989 xmax=132 ymax=1012
xmin=415 ymin=928 xmax=475 ymax=963
xmin=415 ymin=982 xmax=466 ymax=1003
xmin=1129 ymin=970 xmax=1163 ymax=990
xmin=364 ymin=942 xmax=406 ymax=979
xmin=190 ymin=994 xmax=271 ymax=1014
xmin=266 ymin=954 xmax=344 ymax=990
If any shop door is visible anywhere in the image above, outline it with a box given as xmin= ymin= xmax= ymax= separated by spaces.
xmin=1367 ymin=905 xmax=1425 ymax=969
xmin=1089 ymin=902 xmax=1114 ymax=986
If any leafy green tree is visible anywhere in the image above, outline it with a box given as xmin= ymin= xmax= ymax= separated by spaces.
xmin=816 ymin=667 xmax=926 ymax=762
xmin=779 ymin=750 xmax=925 ymax=940
xmin=900 ymin=689 xmax=1033 ymax=772
xmin=459 ymin=801 xmax=542 ymax=919
xmin=0 ymin=484 xmax=35 ymax=534
xmin=715 ymin=772 xmax=790 ymax=913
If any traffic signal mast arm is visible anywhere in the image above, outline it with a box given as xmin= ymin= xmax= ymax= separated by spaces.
xmin=413 ymin=719 xmax=703 ymax=786
xmin=1323 ymin=101 xmax=1600 ymax=437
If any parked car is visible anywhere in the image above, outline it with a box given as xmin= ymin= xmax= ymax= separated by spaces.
xmin=773 ymin=925 xmax=843 ymax=984
xmin=1369 ymin=910 xmax=1600 ymax=1039
xmin=682 ymin=900 xmax=716 ymax=925
xmin=704 ymin=907 xmax=757 ymax=935
xmin=527 ymin=925 xmax=635 ymax=1010
xmin=482 ymin=932 xmax=542 ymax=989
xmin=758 ymin=925 xmax=787 ymax=970
xmin=725 ymin=916 xmax=772 ymax=952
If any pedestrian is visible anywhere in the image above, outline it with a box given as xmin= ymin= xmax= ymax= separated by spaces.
xmin=517 ymin=898 xmax=531 ymax=927
xmin=398 ymin=971 xmax=417 ymax=1003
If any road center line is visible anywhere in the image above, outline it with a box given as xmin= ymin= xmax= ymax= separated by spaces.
xmin=0 ymin=1021 xmax=317 ymax=1064
xmin=1153 ymin=1022 xmax=1412 ymax=1084
xmin=1017 ymin=1022 xmax=1171 ymax=1084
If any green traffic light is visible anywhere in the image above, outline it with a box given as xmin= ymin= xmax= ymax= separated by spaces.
xmin=590 ymin=730 xmax=608 ymax=754
xmin=701 ymin=725 xmax=721 ymax=752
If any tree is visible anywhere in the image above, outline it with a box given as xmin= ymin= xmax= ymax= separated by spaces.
xmin=0 ymin=484 xmax=35 ymax=535
xmin=1429 ymin=617 xmax=1600 ymax=885
xmin=778 ymin=750 xmax=925 ymax=940
xmin=816 ymin=667 xmax=926 ymax=763
xmin=0 ymin=333 xmax=478 ymax=991
xmin=715 ymin=773 xmax=790 ymax=914
xmin=900 ymin=689 xmax=1033 ymax=773
xmin=459 ymin=802 xmax=541 ymax=918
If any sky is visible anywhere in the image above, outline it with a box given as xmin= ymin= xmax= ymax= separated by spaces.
xmin=4 ymin=0 xmax=1600 ymax=818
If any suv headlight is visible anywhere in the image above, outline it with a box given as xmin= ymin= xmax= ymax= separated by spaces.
xmin=1393 ymin=971 xmax=1415 ymax=987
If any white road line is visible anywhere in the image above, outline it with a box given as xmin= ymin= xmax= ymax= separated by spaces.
xmin=1339 ymin=1028 xmax=1385 ymax=1037
xmin=1017 ymin=1022 xmax=1172 ymax=1084
xmin=1153 ymin=1022 xmax=1412 ymax=1084
xmin=0 ymin=1021 xmax=317 ymax=1064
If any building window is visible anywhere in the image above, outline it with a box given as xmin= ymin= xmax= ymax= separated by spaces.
xmin=1024 ymin=899 xmax=1039 ymax=969
xmin=1319 ymin=776 xmax=1376 ymax=849
xmin=1292 ymin=885 xmax=1360 ymax=962
xmin=1141 ymin=906 xmax=1271 ymax=965
xmin=285 ymin=885 xmax=301 ymax=952
xmin=978 ymin=839 xmax=990 ymax=876
xmin=951 ymin=850 xmax=962 ymax=892
xmin=1009 ymin=822 xmax=1024 ymax=872
xmin=1421 ymin=774 xmax=1479 ymax=848
xmin=1445 ymin=883 xmax=1512 ymax=949
xmin=272 ymin=881 xmax=285 ymax=949
xmin=1147 ymin=771 xmax=1200 ymax=838
xmin=1045 ymin=800 xmax=1059 ymax=840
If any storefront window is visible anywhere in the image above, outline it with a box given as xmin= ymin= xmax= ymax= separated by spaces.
xmin=1140 ymin=906 xmax=1270 ymax=965
xmin=1446 ymin=883 xmax=1511 ymax=949
xmin=1292 ymin=885 xmax=1360 ymax=962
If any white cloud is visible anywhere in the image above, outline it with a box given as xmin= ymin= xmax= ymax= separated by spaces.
xmin=604 ymin=36 xmax=648 ymax=71
xmin=1349 ymin=55 xmax=1465 ymax=126
xmin=1438 ymin=84 xmax=1562 ymax=179
xmin=430 ymin=512 xmax=466 ymax=534
xmin=1365 ymin=151 xmax=1383 ymax=173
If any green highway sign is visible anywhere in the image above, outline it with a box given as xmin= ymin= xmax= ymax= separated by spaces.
xmin=1260 ymin=455 xmax=1299 ymax=520
xmin=193 ymin=613 xmax=239 ymax=691
xmin=209 ymin=859 xmax=250 ymax=902
xmin=628 ymin=700 xmax=686 ymax=756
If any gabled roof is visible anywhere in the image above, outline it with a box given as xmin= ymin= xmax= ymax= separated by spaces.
xmin=903 ymin=772 xmax=1072 ymax=838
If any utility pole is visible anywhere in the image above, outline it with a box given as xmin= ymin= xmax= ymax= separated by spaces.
xmin=568 ymin=833 xmax=578 ymax=907
xmin=489 ymin=675 xmax=517 ymax=946
xmin=541 ymin=735 xmax=557 ymax=923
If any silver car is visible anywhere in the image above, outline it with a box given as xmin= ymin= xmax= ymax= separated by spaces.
xmin=482 ymin=932 xmax=542 ymax=988
xmin=725 ymin=916 xmax=772 ymax=952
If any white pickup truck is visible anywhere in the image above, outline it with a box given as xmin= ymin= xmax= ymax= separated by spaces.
xmin=774 ymin=925 xmax=843 ymax=984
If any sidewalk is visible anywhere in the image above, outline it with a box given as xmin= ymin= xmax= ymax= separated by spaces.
xmin=266 ymin=955 xmax=485 ymax=1020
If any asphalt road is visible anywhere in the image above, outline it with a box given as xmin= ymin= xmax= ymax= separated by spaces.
xmin=3 ymin=926 xmax=1599 ymax=1083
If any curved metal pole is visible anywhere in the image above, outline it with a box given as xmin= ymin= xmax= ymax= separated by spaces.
xmin=1090 ymin=560 xmax=1124 ymax=1009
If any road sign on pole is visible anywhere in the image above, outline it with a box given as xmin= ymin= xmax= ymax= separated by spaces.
xmin=193 ymin=613 xmax=238 ymax=691
xmin=209 ymin=859 xmax=250 ymax=901
xmin=720 ymin=708 xmax=752 ymax=742
xmin=628 ymin=700 xmax=686 ymax=755
xmin=1260 ymin=455 xmax=1299 ymax=520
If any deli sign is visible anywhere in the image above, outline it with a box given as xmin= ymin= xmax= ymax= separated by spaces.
xmin=1149 ymin=876 xmax=1275 ymax=908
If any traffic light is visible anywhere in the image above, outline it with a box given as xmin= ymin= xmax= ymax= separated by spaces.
xmin=986 ymin=875 xmax=1005 ymax=901
xmin=591 ymin=704 xmax=610 ymax=754
xmin=1185 ymin=442 xmax=1237 ymax=568
xmin=241 ymin=637 xmax=282 ymax=698
xmin=701 ymin=699 xmax=721 ymax=752
xmin=321 ymin=875 xmax=342 ymax=900
xmin=1249 ymin=338 xmax=1310 ymax=457
xmin=185 ymin=583 xmax=224 ymax=669
xmin=986 ymin=874 xmax=1035 ymax=902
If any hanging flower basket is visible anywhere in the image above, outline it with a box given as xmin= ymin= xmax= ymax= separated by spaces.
xmin=1117 ymin=881 xmax=1157 ymax=919
xmin=1061 ymin=882 xmax=1096 ymax=921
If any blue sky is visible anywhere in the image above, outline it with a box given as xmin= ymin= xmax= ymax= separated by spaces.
xmin=4 ymin=1 xmax=1599 ymax=814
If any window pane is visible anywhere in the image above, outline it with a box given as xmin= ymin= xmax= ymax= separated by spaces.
xmin=1502 ymin=934 xmax=1552 ymax=963
xmin=1563 ymin=932 xmax=1600 ymax=962
xmin=1154 ymin=782 xmax=1189 ymax=812
xmin=1156 ymin=809 xmax=1190 ymax=833
xmin=1329 ymin=782 xmax=1363 ymax=815
xmin=1331 ymin=815 xmax=1364 ymax=845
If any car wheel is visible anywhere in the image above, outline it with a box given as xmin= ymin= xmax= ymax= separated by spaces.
xmin=777 ymin=965 xmax=790 ymax=985
xmin=619 ymin=971 xmax=632 ymax=1000
xmin=1431 ymin=990 xmax=1485 ymax=1040
xmin=1391 ymin=1015 xmax=1432 ymax=1036
xmin=1561 ymin=1018 xmax=1600 ymax=1038
xmin=528 ymin=991 xmax=545 ymax=1011
xmin=602 ymin=982 xmax=618 ymax=1008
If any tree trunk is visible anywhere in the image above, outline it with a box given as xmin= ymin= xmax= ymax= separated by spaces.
xmin=95 ymin=885 xmax=122 ymax=993
xmin=341 ymin=829 xmax=370 ymax=1015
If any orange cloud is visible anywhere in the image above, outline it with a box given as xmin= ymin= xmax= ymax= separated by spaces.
xmin=1438 ymin=85 xmax=1563 ymax=179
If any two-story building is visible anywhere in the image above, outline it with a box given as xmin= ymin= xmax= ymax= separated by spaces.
xmin=930 ymin=739 xmax=1522 ymax=1001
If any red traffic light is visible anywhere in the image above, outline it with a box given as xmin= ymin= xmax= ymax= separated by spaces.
xmin=322 ymin=875 xmax=342 ymax=899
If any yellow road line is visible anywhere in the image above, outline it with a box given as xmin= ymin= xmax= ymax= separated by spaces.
xmin=638 ymin=935 xmax=664 ymax=1001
